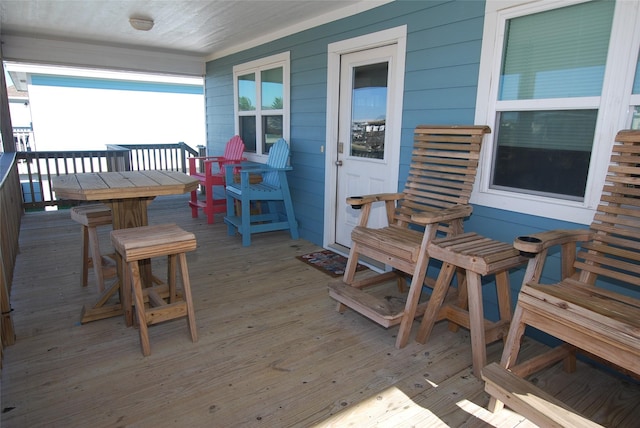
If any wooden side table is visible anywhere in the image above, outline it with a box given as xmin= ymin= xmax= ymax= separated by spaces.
xmin=416 ymin=233 xmax=528 ymax=378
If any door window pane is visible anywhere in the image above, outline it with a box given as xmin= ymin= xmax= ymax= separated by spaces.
xmin=238 ymin=73 xmax=256 ymax=111
xmin=632 ymin=107 xmax=640 ymax=130
xmin=261 ymin=67 xmax=283 ymax=110
xmin=499 ymin=1 xmax=614 ymax=100
xmin=492 ymin=110 xmax=597 ymax=199
xmin=634 ymin=49 xmax=640 ymax=95
xmin=350 ymin=62 xmax=388 ymax=159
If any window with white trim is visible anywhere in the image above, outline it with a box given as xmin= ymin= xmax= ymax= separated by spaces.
xmin=474 ymin=0 xmax=640 ymax=224
xmin=233 ymin=52 xmax=290 ymax=160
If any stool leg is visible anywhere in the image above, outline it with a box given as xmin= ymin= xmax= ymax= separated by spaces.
xmin=81 ymin=225 xmax=89 ymax=287
xmin=416 ymin=262 xmax=456 ymax=344
xmin=178 ymin=253 xmax=198 ymax=343
xmin=495 ymin=271 xmax=512 ymax=327
xmin=448 ymin=268 xmax=467 ymax=333
xmin=130 ymin=261 xmax=151 ymax=356
xmin=87 ymin=225 xmax=105 ymax=293
xmin=168 ymin=255 xmax=177 ymax=304
xmin=466 ymin=272 xmax=486 ymax=378
xmin=116 ymin=251 xmax=133 ymax=327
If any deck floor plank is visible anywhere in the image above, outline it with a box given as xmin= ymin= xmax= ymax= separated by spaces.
xmin=2 ymin=195 xmax=640 ymax=427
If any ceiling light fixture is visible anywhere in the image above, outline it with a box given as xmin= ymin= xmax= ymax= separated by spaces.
xmin=129 ymin=17 xmax=154 ymax=31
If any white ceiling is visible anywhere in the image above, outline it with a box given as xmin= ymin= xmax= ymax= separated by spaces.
xmin=0 ymin=0 xmax=388 ymax=59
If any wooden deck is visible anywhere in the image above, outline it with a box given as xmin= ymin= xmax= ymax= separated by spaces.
xmin=2 ymin=195 xmax=639 ymax=427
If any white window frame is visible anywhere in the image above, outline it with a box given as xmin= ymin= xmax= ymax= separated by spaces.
xmin=233 ymin=51 xmax=290 ymax=162
xmin=473 ymin=0 xmax=640 ymax=225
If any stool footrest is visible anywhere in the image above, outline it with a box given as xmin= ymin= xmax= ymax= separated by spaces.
xmin=439 ymin=304 xmax=510 ymax=343
xmin=146 ymin=302 xmax=188 ymax=325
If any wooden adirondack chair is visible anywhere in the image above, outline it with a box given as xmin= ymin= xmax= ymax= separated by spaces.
xmin=483 ymin=129 xmax=640 ymax=427
xmin=328 ymin=125 xmax=491 ymax=348
xmin=188 ymin=135 xmax=245 ymax=224
xmin=224 ymin=138 xmax=299 ymax=246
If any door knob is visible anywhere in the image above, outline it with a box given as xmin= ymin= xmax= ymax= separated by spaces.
xmin=335 ymin=160 xmax=343 ymax=166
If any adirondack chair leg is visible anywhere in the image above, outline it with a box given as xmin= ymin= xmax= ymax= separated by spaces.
xmin=282 ymin=188 xmax=299 ymax=240
xmin=226 ymin=190 xmax=236 ymax=236
xmin=241 ymin=196 xmax=251 ymax=246
xmin=205 ymin=181 xmax=214 ymax=224
xmin=190 ymin=189 xmax=199 ymax=218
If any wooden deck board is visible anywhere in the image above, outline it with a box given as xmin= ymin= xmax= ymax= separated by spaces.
xmin=2 ymin=195 xmax=640 ymax=427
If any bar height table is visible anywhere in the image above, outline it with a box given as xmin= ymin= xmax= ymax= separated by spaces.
xmin=53 ymin=170 xmax=199 ymax=324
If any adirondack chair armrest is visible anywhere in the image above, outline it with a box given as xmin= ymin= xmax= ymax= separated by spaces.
xmin=224 ymin=161 xmax=258 ymax=177
xmin=201 ymin=156 xmax=225 ymax=166
xmin=238 ymin=165 xmax=292 ymax=173
xmin=347 ymin=193 xmax=402 ymax=210
xmin=215 ymin=158 xmax=247 ymax=175
xmin=514 ymin=229 xmax=593 ymax=255
xmin=411 ymin=204 xmax=473 ymax=225
xmin=190 ymin=155 xmax=228 ymax=174
xmin=514 ymin=229 xmax=593 ymax=281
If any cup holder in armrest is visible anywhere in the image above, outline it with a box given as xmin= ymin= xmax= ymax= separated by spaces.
xmin=516 ymin=235 xmax=542 ymax=258
xmin=349 ymin=196 xmax=363 ymax=210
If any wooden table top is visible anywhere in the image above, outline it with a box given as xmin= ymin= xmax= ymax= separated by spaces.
xmin=52 ymin=170 xmax=200 ymax=201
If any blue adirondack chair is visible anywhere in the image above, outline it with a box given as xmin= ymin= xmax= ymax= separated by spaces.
xmin=224 ymin=138 xmax=299 ymax=246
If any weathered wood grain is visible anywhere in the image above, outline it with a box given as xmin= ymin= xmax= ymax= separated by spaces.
xmin=2 ymin=195 xmax=639 ymax=427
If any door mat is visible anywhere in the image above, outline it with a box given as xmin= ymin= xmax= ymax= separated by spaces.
xmin=296 ymin=249 xmax=366 ymax=278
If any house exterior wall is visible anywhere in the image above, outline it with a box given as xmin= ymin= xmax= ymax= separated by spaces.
xmin=205 ymin=0 xmax=492 ymax=243
xmin=205 ymin=0 xmax=633 ymax=323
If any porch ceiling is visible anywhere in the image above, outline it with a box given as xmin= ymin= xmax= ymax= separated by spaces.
xmin=0 ymin=0 xmax=387 ymax=58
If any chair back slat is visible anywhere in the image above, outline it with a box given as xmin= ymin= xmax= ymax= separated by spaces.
xmin=394 ymin=125 xmax=489 ymax=228
xmin=263 ymin=139 xmax=289 ymax=186
xmin=218 ymin=135 xmax=245 ymax=174
xmin=577 ymin=130 xmax=640 ymax=286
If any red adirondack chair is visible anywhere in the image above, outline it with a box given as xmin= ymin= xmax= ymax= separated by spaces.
xmin=188 ymin=135 xmax=245 ymax=224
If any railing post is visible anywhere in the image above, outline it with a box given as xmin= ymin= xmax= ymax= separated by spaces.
xmin=179 ymin=142 xmax=187 ymax=173
xmin=197 ymin=145 xmax=206 ymax=174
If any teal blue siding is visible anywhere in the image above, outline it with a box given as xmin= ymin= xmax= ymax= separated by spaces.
xmin=206 ymin=0 xmax=488 ymax=243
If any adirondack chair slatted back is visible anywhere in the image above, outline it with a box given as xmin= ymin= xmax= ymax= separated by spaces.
xmin=482 ymin=130 xmax=640 ymax=422
xmin=263 ymin=139 xmax=289 ymax=187
xmin=218 ymin=135 xmax=245 ymax=174
xmin=394 ymin=125 xmax=489 ymax=234
xmin=577 ymin=130 xmax=640 ymax=287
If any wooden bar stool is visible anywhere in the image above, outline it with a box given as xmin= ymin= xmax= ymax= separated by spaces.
xmin=70 ymin=204 xmax=116 ymax=293
xmin=416 ymin=233 xmax=527 ymax=378
xmin=111 ymin=223 xmax=198 ymax=356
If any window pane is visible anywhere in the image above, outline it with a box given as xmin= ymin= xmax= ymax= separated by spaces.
xmin=238 ymin=73 xmax=256 ymax=111
xmin=262 ymin=115 xmax=283 ymax=153
xmin=491 ymin=110 xmax=597 ymax=199
xmin=499 ymin=1 xmax=614 ymax=101
xmin=239 ymin=116 xmax=256 ymax=152
xmin=261 ymin=67 xmax=283 ymax=110
xmin=350 ymin=62 xmax=388 ymax=159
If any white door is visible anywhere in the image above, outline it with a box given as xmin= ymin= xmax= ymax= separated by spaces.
xmin=334 ymin=45 xmax=399 ymax=248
